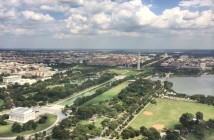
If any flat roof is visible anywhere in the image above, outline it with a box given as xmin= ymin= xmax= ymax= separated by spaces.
xmin=11 ymin=107 xmax=32 ymax=113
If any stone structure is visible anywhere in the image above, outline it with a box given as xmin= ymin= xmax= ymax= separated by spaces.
xmin=137 ymin=52 xmax=141 ymax=70
xmin=9 ymin=107 xmax=35 ymax=123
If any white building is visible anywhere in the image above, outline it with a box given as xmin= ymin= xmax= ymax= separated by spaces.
xmin=9 ymin=107 xmax=35 ymax=123
xmin=200 ymin=63 xmax=206 ymax=70
xmin=3 ymin=75 xmax=22 ymax=84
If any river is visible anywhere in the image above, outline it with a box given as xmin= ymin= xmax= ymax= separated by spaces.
xmin=151 ymin=75 xmax=214 ymax=96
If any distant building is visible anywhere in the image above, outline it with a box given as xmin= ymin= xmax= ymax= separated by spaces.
xmin=9 ymin=107 xmax=35 ymax=123
xmin=3 ymin=75 xmax=22 ymax=84
xmin=200 ymin=63 xmax=206 ymax=70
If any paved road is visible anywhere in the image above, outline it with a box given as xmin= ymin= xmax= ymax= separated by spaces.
xmin=34 ymin=106 xmax=67 ymax=121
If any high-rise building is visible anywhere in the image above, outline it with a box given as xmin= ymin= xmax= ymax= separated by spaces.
xmin=137 ymin=52 xmax=141 ymax=70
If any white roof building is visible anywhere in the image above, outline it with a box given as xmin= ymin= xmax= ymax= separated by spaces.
xmin=9 ymin=107 xmax=35 ymax=123
xmin=3 ymin=75 xmax=22 ymax=84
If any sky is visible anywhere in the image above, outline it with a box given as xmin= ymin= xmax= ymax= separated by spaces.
xmin=0 ymin=0 xmax=214 ymax=50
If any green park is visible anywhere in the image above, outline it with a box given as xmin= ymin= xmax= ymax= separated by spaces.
xmin=83 ymin=81 xmax=130 ymax=105
xmin=129 ymin=98 xmax=214 ymax=130
xmin=0 ymin=114 xmax=57 ymax=137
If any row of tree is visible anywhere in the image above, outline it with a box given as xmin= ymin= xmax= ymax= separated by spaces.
xmin=168 ymin=112 xmax=214 ymax=140
xmin=74 ymin=77 xmax=130 ymax=106
xmin=7 ymin=71 xmax=114 ymax=107
xmin=12 ymin=115 xmax=48 ymax=133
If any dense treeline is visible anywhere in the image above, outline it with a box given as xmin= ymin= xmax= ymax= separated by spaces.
xmin=190 ymin=94 xmax=214 ymax=106
xmin=7 ymin=71 xmax=114 ymax=107
xmin=0 ymin=88 xmax=13 ymax=110
xmin=53 ymin=78 xmax=162 ymax=139
xmin=121 ymin=126 xmax=161 ymax=140
xmin=165 ymin=112 xmax=214 ymax=140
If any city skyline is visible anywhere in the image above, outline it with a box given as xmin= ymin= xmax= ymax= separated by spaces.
xmin=0 ymin=0 xmax=214 ymax=49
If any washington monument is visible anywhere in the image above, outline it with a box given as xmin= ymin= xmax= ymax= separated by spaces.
xmin=137 ymin=52 xmax=141 ymax=70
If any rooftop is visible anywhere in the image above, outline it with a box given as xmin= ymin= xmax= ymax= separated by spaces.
xmin=11 ymin=107 xmax=33 ymax=114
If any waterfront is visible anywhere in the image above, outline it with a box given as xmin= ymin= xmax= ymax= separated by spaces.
xmin=151 ymin=75 xmax=214 ymax=96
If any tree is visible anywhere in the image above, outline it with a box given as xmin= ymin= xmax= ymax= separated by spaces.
xmin=148 ymin=128 xmax=161 ymax=140
xmin=165 ymin=130 xmax=181 ymax=140
xmin=46 ymin=136 xmax=51 ymax=140
xmin=121 ymin=130 xmax=130 ymax=139
xmin=101 ymin=119 xmax=110 ymax=128
xmin=23 ymin=120 xmax=37 ymax=131
xmin=140 ymin=126 xmax=149 ymax=136
xmin=52 ymin=126 xmax=70 ymax=139
xmin=196 ymin=112 xmax=203 ymax=120
xmin=11 ymin=122 xmax=22 ymax=133
xmin=16 ymin=136 xmax=25 ymax=140
xmin=179 ymin=113 xmax=194 ymax=128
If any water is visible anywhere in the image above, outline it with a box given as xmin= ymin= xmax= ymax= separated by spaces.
xmin=60 ymin=82 xmax=110 ymax=105
xmin=151 ymin=75 xmax=214 ymax=96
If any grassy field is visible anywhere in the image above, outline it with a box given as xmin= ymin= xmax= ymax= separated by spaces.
xmin=79 ymin=118 xmax=105 ymax=128
xmin=0 ymin=114 xmax=57 ymax=137
xmin=109 ymin=69 xmax=139 ymax=76
xmin=75 ymin=66 xmax=98 ymax=70
xmin=0 ymin=99 xmax=4 ymax=107
xmin=129 ymin=98 xmax=214 ymax=130
xmin=83 ymin=81 xmax=130 ymax=106
xmin=59 ymin=83 xmax=108 ymax=106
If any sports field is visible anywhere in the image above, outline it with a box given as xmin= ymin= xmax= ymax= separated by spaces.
xmin=83 ymin=81 xmax=130 ymax=105
xmin=129 ymin=98 xmax=214 ymax=130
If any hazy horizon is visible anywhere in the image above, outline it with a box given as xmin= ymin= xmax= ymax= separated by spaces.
xmin=0 ymin=0 xmax=213 ymax=49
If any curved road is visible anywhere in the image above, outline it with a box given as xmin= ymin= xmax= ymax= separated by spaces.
xmin=0 ymin=106 xmax=67 ymax=140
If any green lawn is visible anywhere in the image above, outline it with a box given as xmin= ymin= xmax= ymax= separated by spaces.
xmin=0 ymin=114 xmax=57 ymax=137
xmin=83 ymin=81 xmax=130 ymax=106
xmin=129 ymin=98 xmax=214 ymax=130
xmin=59 ymin=83 xmax=108 ymax=106
xmin=0 ymin=99 xmax=4 ymax=107
xmin=109 ymin=69 xmax=139 ymax=76
xmin=79 ymin=118 xmax=105 ymax=128
xmin=75 ymin=66 xmax=97 ymax=70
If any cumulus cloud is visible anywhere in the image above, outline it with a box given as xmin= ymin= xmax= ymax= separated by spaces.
xmin=65 ymin=0 xmax=158 ymax=35
xmin=152 ymin=7 xmax=214 ymax=29
xmin=40 ymin=5 xmax=69 ymax=12
xmin=63 ymin=0 xmax=214 ymax=37
xmin=59 ymin=0 xmax=84 ymax=6
xmin=179 ymin=0 xmax=213 ymax=8
xmin=0 ymin=9 xmax=16 ymax=19
xmin=22 ymin=10 xmax=54 ymax=22
xmin=0 ymin=0 xmax=214 ymax=38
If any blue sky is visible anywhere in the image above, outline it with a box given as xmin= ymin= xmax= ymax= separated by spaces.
xmin=0 ymin=0 xmax=213 ymax=49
